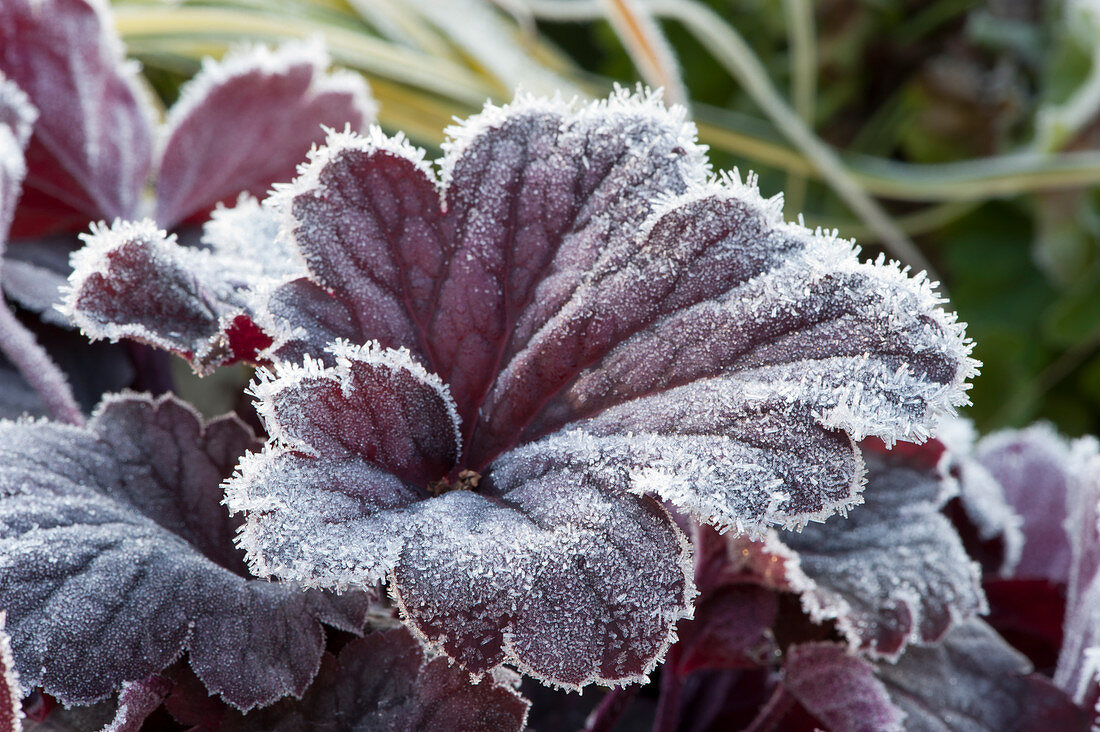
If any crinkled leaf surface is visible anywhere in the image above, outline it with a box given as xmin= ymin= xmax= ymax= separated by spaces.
xmin=879 ymin=619 xmax=1089 ymax=732
xmin=974 ymin=423 xmax=1073 ymax=582
xmin=155 ymin=40 xmax=376 ymax=229
xmin=227 ymin=89 xmax=976 ymax=687
xmin=228 ymin=341 xmax=692 ymax=688
xmin=0 ymin=0 xmax=152 ymax=237
xmin=1054 ymin=437 xmax=1100 ymax=712
xmin=63 ymin=199 xmax=298 ymax=372
xmin=783 ymin=643 xmax=904 ymax=732
xmin=222 ymin=628 xmax=529 ymax=731
xmin=775 ymin=445 xmax=985 ymax=659
xmin=0 ymin=393 xmax=370 ymax=710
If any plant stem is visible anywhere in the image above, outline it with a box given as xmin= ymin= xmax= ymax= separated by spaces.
xmin=743 ymin=682 xmax=796 ymax=732
xmin=0 ymin=302 xmax=83 ymax=425
xmin=584 ymin=685 xmax=638 ymax=732
xmin=651 ymin=647 xmax=682 ymax=732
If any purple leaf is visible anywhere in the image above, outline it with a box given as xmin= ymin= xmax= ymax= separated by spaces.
xmin=226 ymin=343 xmax=693 ymax=688
xmin=0 ymin=614 xmax=22 ymax=732
xmin=221 ymin=628 xmax=529 ymax=731
xmin=227 ymin=88 xmax=978 ymax=688
xmin=879 ymin=619 xmax=1089 ymax=731
xmin=0 ymin=393 xmax=371 ymax=710
xmin=973 ymin=423 xmax=1074 ymax=582
xmin=1054 ymin=437 xmax=1100 ymax=714
xmin=156 ymin=40 xmax=376 ymax=229
xmin=783 ymin=643 xmax=904 ymax=732
xmin=99 ymin=675 xmax=171 ymax=732
xmin=62 ymin=200 xmax=295 ymax=372
xmin=0 ymin=0 xmax=153 ymax=237
xmin=776 ymin=445 xmax=986 ymax=659
xmin=1 ymin=234 xmax=72 ymax=327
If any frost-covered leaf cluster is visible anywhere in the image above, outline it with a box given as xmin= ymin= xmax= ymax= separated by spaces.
xmin=62 ymin=84 xmax=981 ymax=690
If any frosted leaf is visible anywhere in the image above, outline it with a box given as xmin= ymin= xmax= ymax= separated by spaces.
xmin=0 ymin=614 xmax=21 ymax=732
xmin=775 ymin=446 xmax=985 ymax=659
xmin=390 ymin=479 xmax=693 ymax=688
xmin=266 ymin=90 xmax=710 ymax=419
xmin=61 ymin=204 xmax=297 ymax=372
xmin=251 ymin=340 xmax=461 ymax=484
xmin=1054 ymin=437 xmax=1100 ymax=712
xmin=100 ymin=675 xmax=171 ymax=732
xmin=783 ymin=643 xmax=904 ymax=732
xmin=878 ymin=619 xmax=1088 ymax=732
xmin=0 ymin=393 xmax=371 ymax=710
xmin=156 ymin=39 xmax=376 ymax=229
xmin=225 ymin=342 xmax=693 ymax=688
xmin=0 ymin=77 xmax=33 ymax=255
xmin=220 ymin=628 xmax=529 ymax=731
xmin=0 ymin=0 xmax=153 ymax=237
xmin=973 ymin=423 xmax=1074 ymax=582
xmin=231 ymin=88 xmax=977 ymax=688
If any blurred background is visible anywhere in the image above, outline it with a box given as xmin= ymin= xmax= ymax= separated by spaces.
xmin=113 ymin=0 xmax=1100 ymax=436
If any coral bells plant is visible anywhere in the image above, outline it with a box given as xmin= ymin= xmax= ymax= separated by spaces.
xmin=0 ymin=2 xmax=1094 ymax=726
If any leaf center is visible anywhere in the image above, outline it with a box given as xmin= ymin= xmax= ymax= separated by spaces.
xmin=427 ymin=468 xmax=481 ymax=497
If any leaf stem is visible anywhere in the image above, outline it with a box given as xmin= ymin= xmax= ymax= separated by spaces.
xmin=742 ymin=682 xmax=796 ymax=732
xmin=584 ymin=685 xmax=638 ymax=732
xmin=651 ymin=647 xmax=682 ymax=732
xmin=0 ymin=302 xmax=83 ymax=425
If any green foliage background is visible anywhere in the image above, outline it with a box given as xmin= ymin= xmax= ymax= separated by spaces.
xmin=114 ymin=0 xmax=1100 ymax=436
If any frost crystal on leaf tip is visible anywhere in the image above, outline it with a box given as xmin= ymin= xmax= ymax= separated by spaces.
xmin=217 ymin=86 xmax=978 ymax=689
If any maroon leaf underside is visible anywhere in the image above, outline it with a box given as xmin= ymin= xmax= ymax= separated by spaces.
xmin=1054 ymin=438 xmax=1100 ymax=714
xmin=0 ymin=394 xmax=371 ymax=711
xmin=220 ymin=628 xmax=529 ymax=731
xmin=0 ymin=0 xmax=153 ymax=237
xmin=976 ymin=425 xmax=1073 ymax=582
xmin=156 ymin=43 xmax=374 ymax=229
xmin=783 ymin=643 xmax=904 ymax=732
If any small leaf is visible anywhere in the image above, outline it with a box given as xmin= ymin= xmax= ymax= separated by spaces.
xmin=100 ymin=675 xmax=171 ymax=732
xmin=776 ymin=445 xmax=986 ymax=659
xmin=156 ymin=40 xmax=376 ymax=229
xmin=221 ymin=628 xmax=529 ymax=731
xmin=675 ymin=584 xmax=777 ymax=673
xmin=974 ymin=423 xmax=1074 ymax=582
xmin=63 ymin=201 xmax=297 ymax=372
xmin=783 ymin=643 xmax=904 ymax=732
xmin=0 ymin=393 xmax=371 ymax=710
xmin=0 ymin=77 xmax=34 ymax=253
xmin=0 ymin=0 xmax=153 ymax=237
